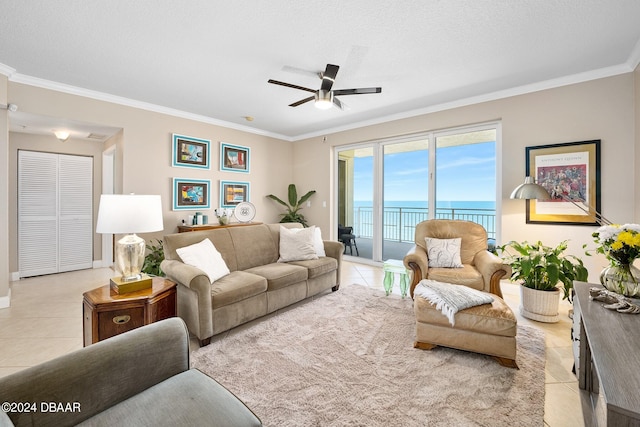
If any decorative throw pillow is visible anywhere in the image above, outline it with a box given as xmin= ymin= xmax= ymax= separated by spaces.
xmin=313 ymin=227 xmax=326 ymax=257
xmin=425 ymin=237 xmax=463 ymax=268
xmin=278 ymin=225 xmax=319 ymax=262
xmin=176 ymin=238 xmax=230 ymax=283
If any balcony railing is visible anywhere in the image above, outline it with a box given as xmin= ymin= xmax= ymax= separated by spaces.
xmin=352 ymin=206 xmax=496 ymax=242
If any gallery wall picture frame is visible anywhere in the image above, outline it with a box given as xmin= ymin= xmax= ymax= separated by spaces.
xmin=220 ymin=180 xmax=250 ymax=208
xmin=172 ymin=134 xmax=211 ymax=169
xmin=220 ymin=142 xmax=250 ymax=173
xmin=172 ymin=178 xmax=211 ymax=210
xmin=525 ymin=139 xmax=601 ymax=225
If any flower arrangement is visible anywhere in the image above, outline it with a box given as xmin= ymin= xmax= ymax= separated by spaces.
xmin=592 ymin=224 xmax=640 ymax=265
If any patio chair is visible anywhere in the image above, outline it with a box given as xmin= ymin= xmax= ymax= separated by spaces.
xmin=338 ymin=224 xmax=359 ymax=256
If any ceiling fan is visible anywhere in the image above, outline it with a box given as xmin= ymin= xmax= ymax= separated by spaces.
xmin=268 ymin=64 xmax=382 ymax=110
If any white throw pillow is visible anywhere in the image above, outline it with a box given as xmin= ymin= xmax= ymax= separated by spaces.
xmin=278 ymin=225 xmax=319 ymax=262
xmin=313 ymin=227 xmax=326 ymax=257
xmin=425 ymin=237 xmax=463 ymax=268
xmin=176 ymin=238 xmax=230 ymax=283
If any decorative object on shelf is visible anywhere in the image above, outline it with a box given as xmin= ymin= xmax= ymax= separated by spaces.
xmin=266 ymin=183 xmax=316 ymax=227
xmin=215 ymin=208 xmax=232 ymax=225
xmin=234 ymin=201 xmax=256 ymax=223
xmin=220 ymin=142 xmax=250 ymax=173
xmin=516 ymin=140 xmax=602 ymax=225
xmin=172 ymin=134 xmax=211 ymax=169
xmin=220 ymin=180 xmax=250 ymax=208
xmin=589 ymin=287 xmax=640 ymax=314
xmin=592 ymin=223 xmax=640 ymax=297
xmin=96 ymin=194 xmax=164 ymax=293
xmin=499 ymin=240 xmax=588 ymax=322
xmin=172 ymin=178 xmax=211 ymax=210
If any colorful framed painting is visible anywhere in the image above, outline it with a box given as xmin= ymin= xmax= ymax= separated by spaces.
xmin=220 ymin=180 xmax=250 ymax=208
xmin=172 ymin=134 xmax=210 ymax=169
xmin=220 ymin=142 xmax=250 ymax=173
xmin=172 ymin=178 xmax=211 ymax=210
xmin=525 ymin=140 xmax=601 ymax=225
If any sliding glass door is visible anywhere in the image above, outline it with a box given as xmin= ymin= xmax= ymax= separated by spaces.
xmin=336 ymin=122 xmax=499 ymax=263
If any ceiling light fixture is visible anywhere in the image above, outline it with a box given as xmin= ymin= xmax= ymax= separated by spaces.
xmin=314 ymin=90 xmax=333 ymax=110
xmin=54 ymin=130 xmax=70 ymax=142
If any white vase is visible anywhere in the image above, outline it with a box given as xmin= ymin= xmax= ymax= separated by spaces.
xmin=519 ymin=285 xmax=560 ymax=323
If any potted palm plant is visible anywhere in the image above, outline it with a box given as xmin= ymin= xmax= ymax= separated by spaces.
xmin=499 ymin=240 xmax=588 ymax=323
xmin=266 ymin=184 xmax=316 ymax=227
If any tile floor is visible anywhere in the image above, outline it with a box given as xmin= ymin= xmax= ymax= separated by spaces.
xmin=0 ymin=261 xmax=587 ymax=426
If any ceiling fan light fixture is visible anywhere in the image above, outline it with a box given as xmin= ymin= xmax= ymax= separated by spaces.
xmin=314 ymin=90 xmax=333 ymax=110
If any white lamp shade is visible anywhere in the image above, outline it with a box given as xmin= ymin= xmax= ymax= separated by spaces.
xmin=96 ymin=194 xmax=164 ymax=234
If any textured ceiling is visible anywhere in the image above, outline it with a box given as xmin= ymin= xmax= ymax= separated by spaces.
xmin=1 ymin=1 xmax=640 ymax=141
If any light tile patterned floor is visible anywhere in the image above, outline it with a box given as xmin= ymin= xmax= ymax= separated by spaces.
xmin=0 ymin=261 xmax=585 ymax=426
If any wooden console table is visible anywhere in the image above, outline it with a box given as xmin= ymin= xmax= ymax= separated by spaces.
xmin=573 ymin=281 xmax=640 ymax=426
xmin=177 ymin=222 xmax=262 ymax=233
xmin=82 ymin=277 xmax=177 ymax=346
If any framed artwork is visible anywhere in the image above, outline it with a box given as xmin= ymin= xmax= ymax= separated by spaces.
xmin=525 ymin=140 xmax=601 ymax=225
xmin=172 ymin=134 xmax=210 ymax=169
xmin=172 ymin=178 xmax=211 ymax=210
xmin=220 ymin=180 xmax=250 ymax=208
xmin=220 ymin=142 xmax=250 ymax=173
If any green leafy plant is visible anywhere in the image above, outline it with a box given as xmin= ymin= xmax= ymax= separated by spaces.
xmin=266 ymin=184 xmax=316 ymax=227
xmin=142 ymin=238 xmax=165 ymax=277
xmin=498 ymin=240 xmax=588 ymax=300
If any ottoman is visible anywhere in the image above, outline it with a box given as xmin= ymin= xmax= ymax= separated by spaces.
xmin=414 ymin=290 xmax=518 ymax=368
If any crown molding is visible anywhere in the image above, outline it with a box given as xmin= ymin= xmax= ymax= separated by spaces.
xmin=0 ymin=63 xmax=16 ymax=78
xmin=8 ymin=73 xmax=294 ymax=141
xmin=293 ymin=63 xmax=634 ymax=141
xmin=627 ymin=38 xmax=640 ymax=71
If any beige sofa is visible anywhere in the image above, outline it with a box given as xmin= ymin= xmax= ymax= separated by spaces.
xmin=161 ymin=223 xmax=342 ymax=346
xmin=0 ymin=318 xmax=261 ymax=426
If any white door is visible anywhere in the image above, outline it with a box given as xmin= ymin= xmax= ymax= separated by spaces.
xmin=18 ymin=151 xmax=93 ymax=277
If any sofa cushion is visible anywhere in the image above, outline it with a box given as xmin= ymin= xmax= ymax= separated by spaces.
xmin=78 ymin=369 xmax=261 ymax=427
xmin=211 ymin=271 xmax=268 ymax=309
xmin=245 ymin=263 xmax=308 ymax=291
xmin=289 ymin=257 xmax=337 ymax=279
xmin=278 ymin=225 xmax=319 ymax=262
xmin=427 ymin=265 xmax=484 ymax=291
xmin=176 ymin=238 xmax=230 ymax=283
xmin=228 ymin=225 xmax=280 ymax=270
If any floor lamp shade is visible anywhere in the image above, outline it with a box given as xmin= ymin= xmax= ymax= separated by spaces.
xmin=96 ymin=194 xmax=163 ymax=283
xmin=510 ymin=176 xmax=551 ymax=200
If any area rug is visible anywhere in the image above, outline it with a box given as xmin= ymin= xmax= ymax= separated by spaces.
xmin=191 ymin=284 xmax=545 ymax=427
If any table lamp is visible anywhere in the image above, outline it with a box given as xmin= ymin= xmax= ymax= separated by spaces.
xmin=96 ymin=194 xmax=164 ymax=293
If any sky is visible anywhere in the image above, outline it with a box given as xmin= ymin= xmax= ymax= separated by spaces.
xmin=354 ymin=141 xmax=496 ymax=203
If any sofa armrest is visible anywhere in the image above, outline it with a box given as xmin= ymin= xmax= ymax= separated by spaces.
xmin=0 ymin=318 xmax=190 ymax=427
xmin=404 ymin=245 xmax=429 ymax=298
xmin=323 ymin=240 xmax=343 ymax=288
xmin=473 ymin=250 xmax=511 ymax=298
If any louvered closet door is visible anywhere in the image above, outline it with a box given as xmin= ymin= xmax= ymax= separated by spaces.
xmin=59 ymin=154 xmax=93 ymax=272
xmin=18 ymin=151 xmax=93 ymax=278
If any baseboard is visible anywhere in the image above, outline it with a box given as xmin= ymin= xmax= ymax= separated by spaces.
xmin=93 ymin=260 xmax=113 ymax=269
xmin=0 ymin=289 xmax=11 ymax=309
xmin=10 ymin=271 xmax=20 ymax=282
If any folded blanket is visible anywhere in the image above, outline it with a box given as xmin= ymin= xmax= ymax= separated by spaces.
xmin=414 ymin=280 xmax=494 ymax=326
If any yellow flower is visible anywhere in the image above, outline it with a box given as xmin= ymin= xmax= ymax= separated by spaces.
xmin=611 ymin=240 xmax=624 ymax=251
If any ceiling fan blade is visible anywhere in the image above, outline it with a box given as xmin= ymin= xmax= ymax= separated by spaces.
xmin=333 ymin=96 xmax=349 ymax=111
xmin=268 ymin=79 xmax=316 ymax=93
xmin=289 ymin=96 xmax=315 ymax=107
xmin=320 ymin=64 xmax=339 ymax=92
xmin=332 ymin=87 xmax=382 ymax=96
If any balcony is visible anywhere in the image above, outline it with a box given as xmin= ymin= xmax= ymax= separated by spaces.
xmin=343 ymin=206 xmax=496 ymax=261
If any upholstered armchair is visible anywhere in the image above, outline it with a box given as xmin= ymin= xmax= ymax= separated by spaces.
xmin=403 ymin=219 xmax=510 ymax=298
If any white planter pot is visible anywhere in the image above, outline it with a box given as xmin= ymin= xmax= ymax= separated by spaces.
xmin=519 ymin=285 xmax=560 ymax=323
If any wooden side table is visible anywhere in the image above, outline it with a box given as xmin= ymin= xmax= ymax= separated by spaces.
xmin=177 ymin=222 xmax=262 ymax=232
xmin=82 ymin=277 xmax=177 ymax=346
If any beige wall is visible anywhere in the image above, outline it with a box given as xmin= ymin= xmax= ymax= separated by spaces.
xmin=0 ymin=75 xmax=9 ymax=303
xmin=6 ymin=82 xmax=295 ymax=275
xmin=635 ymin=64 xmax=640 ymax=220
xmin=294 ymin=73 xmax=637 ymax=281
